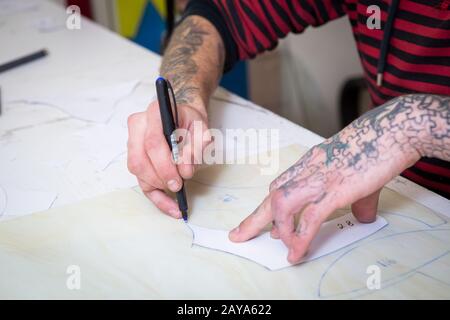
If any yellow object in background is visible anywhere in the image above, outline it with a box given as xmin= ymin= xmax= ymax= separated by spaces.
xmin=151 ymin=0 xmax=167 ymax=18
xmin=116 ymin=0 xmax=168 ymax=39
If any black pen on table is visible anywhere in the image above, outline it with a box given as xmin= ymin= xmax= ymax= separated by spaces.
xmin=155 ymin=77 xmax=189 ymax=222
xmin=0 ymin=49 xmax=48 ymax=74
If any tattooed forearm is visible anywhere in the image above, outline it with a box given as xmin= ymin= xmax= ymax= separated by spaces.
xmin=160 ymin=16 xmax=225 ymax=106
xmin=160 ymin=18 xmax=206 ymax=104
xmin=346 ymin=94 xmax=450 ymax=165
xmin=275 ymin=94 xmax=450 ymax=200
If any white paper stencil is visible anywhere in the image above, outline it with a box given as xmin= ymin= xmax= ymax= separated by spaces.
xmin=189 ymin=213 xmax=388 ymax=270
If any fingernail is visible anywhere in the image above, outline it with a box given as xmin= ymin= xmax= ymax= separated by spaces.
xmin=168 ymin=179 xmax=180 ymax=192
xmin=169 ymin=209 xmax=181 ymax=218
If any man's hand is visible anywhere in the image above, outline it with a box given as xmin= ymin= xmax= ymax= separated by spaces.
xmin=127 ymin=15 xmax=225 ymax=217
xmin=127 ymin=101 xmax=210 ymax=218
xmin=229 ymin=94 xmax=450 ymax=264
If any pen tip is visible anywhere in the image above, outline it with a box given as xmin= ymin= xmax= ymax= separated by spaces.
xmin=181 ymin=211 xmax=188 ymax=222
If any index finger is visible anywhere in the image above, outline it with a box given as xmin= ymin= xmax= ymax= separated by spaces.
xmin=228 ymin=193 xmax=273 ymax=242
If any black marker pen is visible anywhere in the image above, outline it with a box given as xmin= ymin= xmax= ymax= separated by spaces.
xmin=155 ymin=77 xmax=188 ymax=221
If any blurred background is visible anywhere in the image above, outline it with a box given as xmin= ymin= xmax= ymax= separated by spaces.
xmin=50 ymin=0 xmax=369 ymax=137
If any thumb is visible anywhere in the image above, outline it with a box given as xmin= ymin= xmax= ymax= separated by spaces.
xmin=351 ymin=188 xmax=381 ymax=223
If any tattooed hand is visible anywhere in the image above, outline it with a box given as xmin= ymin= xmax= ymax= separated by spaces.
xmin=229 ymin=94 xmax=450 ymax=264
xmin=127 ymin=16 xmax=225 ymax=217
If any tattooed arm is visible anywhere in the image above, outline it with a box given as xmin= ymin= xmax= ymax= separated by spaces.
xmin=229 ymin=94 xmax=450 ymax=263
xmin=160 ymin=16 xmax=224 ymax=110
xmin=127 ymin=16 xmax=225 ymax=217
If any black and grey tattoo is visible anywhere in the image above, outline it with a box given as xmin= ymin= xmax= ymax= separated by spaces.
xmin=274 ymin=94 xmax=450 ymax=202
xmin=160 ymin=17 xmax=224 ymax=106
xmin=160 ymin=18 xmax=207 ymax=104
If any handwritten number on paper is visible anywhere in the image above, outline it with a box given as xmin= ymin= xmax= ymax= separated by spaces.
xmin=337 ymin=220 xmax=354 ymax=229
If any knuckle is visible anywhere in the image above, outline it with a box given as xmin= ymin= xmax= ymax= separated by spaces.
xmin=127 ymin=155 xmax=143 ymax=174
xmin=150 ymin=196 xmax=161 ymax=207
xmin=270 ymin=189 xmax=287 ymax=217
xmin=127 ymin=112 xmax=141 ymax=128
xmin=139 ymin=183 xmax=152 ymax=193
xmin=145 ymin=190 xmax=159 ymax=204
xmin=126 ymin=135 xmax=139 ymax=151
xmin=301 ymin=206 xmax=320 ymax=225
xmin=148 ymin=195 xmax=162 ymax=209
xmin=269 ymin=180 xmax=278 ymax=192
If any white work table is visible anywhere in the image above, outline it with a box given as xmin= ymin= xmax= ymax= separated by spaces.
xmin=0 ymin=0 xmax=325 ymax=220
xmin=0 ymin=0 xmax=449 ymax=299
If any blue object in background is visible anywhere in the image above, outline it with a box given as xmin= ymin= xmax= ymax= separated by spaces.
xmin=133 ymin=3 xmax=165 ymax=54
xmin=220 ymin=61 xmax=247 ymax=98
xmin=132 ymin=2 xmax=248 ymax=99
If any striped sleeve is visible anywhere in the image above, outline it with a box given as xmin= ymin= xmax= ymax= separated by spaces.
xmin=182 ymin=0 xmax=346 ymax=71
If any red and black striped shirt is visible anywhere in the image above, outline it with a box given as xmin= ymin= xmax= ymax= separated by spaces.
xmin=184 ymin=0 xmax=450 ymax=199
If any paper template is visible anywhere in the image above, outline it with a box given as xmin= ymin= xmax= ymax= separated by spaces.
xmin=0 ymin=185 xmax=57 ymax=220
xmin=387 ymin=176 xmax=450 ymax=219
xmin=189 ymin=213 xmax=388 ymax=270
xmin=0 ymin=0 xmax=38 ymax=17
xmin=0 ymin=80 xmax=142 ymax=219
xmin=8 ymin=81 xmax=140 ymax=124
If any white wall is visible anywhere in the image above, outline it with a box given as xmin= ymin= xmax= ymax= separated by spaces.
xmin=250 ymin=16 xmax=363 ymax=137
xmin=90 ymin=0 xmax=118 ymax=31
xmin=48 ymin=0 xmax=65 ymax=7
